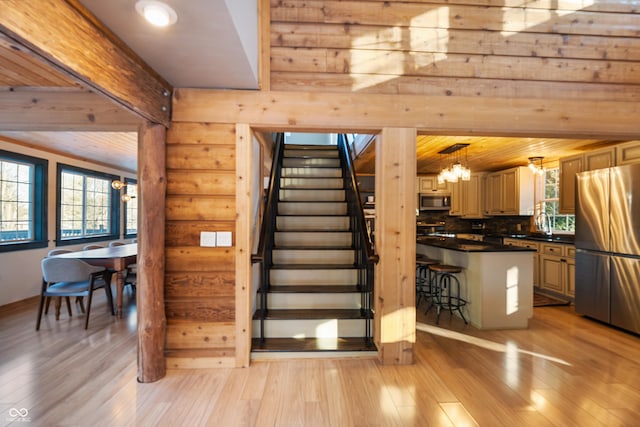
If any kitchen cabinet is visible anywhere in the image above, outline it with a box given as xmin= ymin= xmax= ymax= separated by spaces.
xmin=449 ymin=180 xmax=463 ymax=215
xmin=559 ymin=146 xmax=615 ymax=214
xmin=539 ymin=242 xmax=575 ymax=297
xmin=503 ymin=238 xmax=539 ymax=286
xmin=417 ymin=175 xmax=449 ymax=194
xmin=615 ymin=140 xmax=640 ymax=165
xmin=558 ymin=154 xmax=583 ymax=214
xmin=484 ymin=167 xmax=534 ymax=216
xmin=449 ymin=173 xmax=486 ymax=218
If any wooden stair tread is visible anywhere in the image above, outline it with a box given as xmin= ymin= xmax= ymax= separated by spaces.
xmin=278 ymin=200 xmax=347 ymax=204
xmin=270 ymin=264 xmax=357 ymax=269
xmin=280 ymin=187 xmax=345 ymax=191
xmin=285 ymin=145 xmax=337 ymax=149
xmin=272 ymin=246 xmax=354 ymax=250
xmin=276 ymin=214 xmax=349 ymax=217
xmin=253 ymin=308 xmax=372 ymax=320
xmin=281 ymin=164 xmax=341 ymax=168
xmin=259 ymin=285 xmax=361 ymax=293
xmin=284 ymin=153 xmax=338 ymax=157
xmin=251 ymin=337 xmax=376 ymax=352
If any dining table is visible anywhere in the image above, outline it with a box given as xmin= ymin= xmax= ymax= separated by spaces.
xmin=54 ymin=243 xmax=137 ymax=317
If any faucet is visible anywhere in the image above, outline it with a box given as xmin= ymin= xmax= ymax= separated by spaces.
xmin=535 ymin=212 xmax=552 ymax=236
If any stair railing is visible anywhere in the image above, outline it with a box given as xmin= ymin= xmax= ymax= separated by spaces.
xmin=251 ymin=133 xmax=285 ymax=342
xmin=337 ymin=134 xmax=379 ymax=344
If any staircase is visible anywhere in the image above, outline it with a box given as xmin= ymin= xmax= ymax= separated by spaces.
xmin=251 ymin=137 xmax=376 ymax=355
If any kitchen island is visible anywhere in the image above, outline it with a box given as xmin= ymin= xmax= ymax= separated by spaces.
xmin=417 ymin=236 xmax=535 ymax=329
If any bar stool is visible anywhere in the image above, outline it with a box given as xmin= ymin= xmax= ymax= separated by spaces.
xmin=416 ymin=255 xmax=439 ymax=307
xmin=426 ymin=264 xmax=468 ymax=325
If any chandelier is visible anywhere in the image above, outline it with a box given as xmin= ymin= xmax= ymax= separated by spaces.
xmin=528 ymin=156 xmax=545 ymax=175
xmin=437 ymin=143 xmax=471 ymax=184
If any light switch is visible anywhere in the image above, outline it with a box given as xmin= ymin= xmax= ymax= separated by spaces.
xmin=200 ymin=231 xmax=217 ymax=247
xmin=217 ymin=231 xmax=232 ymax=247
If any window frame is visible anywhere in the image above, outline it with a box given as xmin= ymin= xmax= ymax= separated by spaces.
xmin=123 ymin=178 xmax=138 ymax=239
xmin=56 ymin=164 xmax=120 ymax=246
xmin=0 ymin=150 xmax=48 ymax=252
xmin=536 ymin=166 xmax=575 ymax=234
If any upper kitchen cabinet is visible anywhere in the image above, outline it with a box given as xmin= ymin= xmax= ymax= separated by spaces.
xmin=559 ymin=146 xmax=616 ymax=214
xmin=449 ymin=173 xmax=486 ymax=218
xmin=615 ymin=140 xmax=640 ymax=166
xmin=416 ymin=175 xmax=450 ymax=194
xmin=484 ymin=167 xmax=534 ymax=216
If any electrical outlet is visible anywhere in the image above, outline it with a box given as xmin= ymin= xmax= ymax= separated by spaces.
xmin=200 ymin=231 xmax=217 ymax=247
xmin=217 ymin=231 xmax=232 ymax=247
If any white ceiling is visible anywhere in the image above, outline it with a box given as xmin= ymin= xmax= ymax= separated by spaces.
xmin=79 ymin=0 xmax=259 ymax=90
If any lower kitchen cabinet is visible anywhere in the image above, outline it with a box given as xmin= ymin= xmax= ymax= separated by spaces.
xmin=539 ymin=242 xmax=575 ymax=297
xmin=502 ymin=238 xmax=575 ymax=297
xmin=503 ymin=238 xmax=539 ymax=286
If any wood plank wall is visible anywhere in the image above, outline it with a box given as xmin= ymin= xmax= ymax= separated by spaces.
xmin=271 ymin=0 xmax=640 ymax=101
xmin=165 ymin=122 xmax=238 ymax=368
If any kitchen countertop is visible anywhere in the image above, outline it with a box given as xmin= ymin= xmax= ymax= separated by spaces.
xmin=497 ymin=233 xmax=575 ymax=244
xmin=417 ymin=236 xmax=536 ymax=252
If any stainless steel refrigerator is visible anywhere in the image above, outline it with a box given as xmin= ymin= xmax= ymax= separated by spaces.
xmin=575 ymin=163 xmax=640 ymax=334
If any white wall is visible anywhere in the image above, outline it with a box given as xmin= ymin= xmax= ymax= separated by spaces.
xmin=0 ymin=141 xmax=135 ymax=306
xmin=285 ymin=132 xmax=335 ymax=145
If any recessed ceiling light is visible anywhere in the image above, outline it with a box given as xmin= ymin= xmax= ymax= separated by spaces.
xmin=135 ymin=1 xmax=177 ymax=27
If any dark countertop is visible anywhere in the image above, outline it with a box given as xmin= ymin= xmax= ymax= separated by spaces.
xmin=496 ymin=233 xmax=576 ymax=244
xmin=417 ymin=236 xmax=536 ymax=253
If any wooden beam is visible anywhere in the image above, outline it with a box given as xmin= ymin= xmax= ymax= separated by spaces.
xmin=0 ymin=88 xmax=142 ymax=131
xmin=375 ymin=128 xmax=417 ymax=365
xmin=235 ymin=123 xmax=252 ymax=368
xmin=258 ymin=0 xmax=271 ymax=91
xmin=137 ymin=121 xmax=167 ymax=383
xmin=172 ymin=89 xmax=640 ymax=139
xmin=0 ymin=0 xmax=172 ymax=126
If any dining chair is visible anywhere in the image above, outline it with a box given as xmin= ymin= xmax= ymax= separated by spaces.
xmin=37 ymin=258 xmax=114 ymax=330
xmin=81 ymin=244 xmax=118 ymax=293
xmin=83 ymin=244 xmax=104 ymax=250
xmin=44 ymin=249 xmax=79 ymax=316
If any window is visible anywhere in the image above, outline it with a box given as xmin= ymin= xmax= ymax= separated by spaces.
xmin=124 ymin=179 xmax=138 ymax=238
xmin=57 ymin=165 xmax=119 ymax=244
xmin=537 ymin=167 xmax=575 ymax=233
xmin=0 ymin=150 xmax=48 ymax=252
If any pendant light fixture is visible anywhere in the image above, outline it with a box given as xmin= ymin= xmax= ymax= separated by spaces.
xmin=437 ymin=143 xmax=471 ymax=184
xmin=528 ymin=157 xmax=545 ymax=175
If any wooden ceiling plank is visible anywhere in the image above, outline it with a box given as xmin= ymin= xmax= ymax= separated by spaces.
xmin=0 ymin=36 xmax=79 ymax=87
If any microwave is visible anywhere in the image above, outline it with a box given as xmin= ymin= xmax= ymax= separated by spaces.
xmin=418 ymin=193 xmax=451 ymax=211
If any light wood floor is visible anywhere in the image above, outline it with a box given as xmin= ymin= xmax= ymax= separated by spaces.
xmin=1 ymin=293 xmax=639 ymax=426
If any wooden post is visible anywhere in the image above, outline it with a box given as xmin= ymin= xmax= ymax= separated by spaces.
xmin=137 ymin=121 xmax=167 ymax=382
xmin=374 ymin=127 xmax=417 ymax=365
xmin=235 ymin=123 xmax=252 ymax=367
